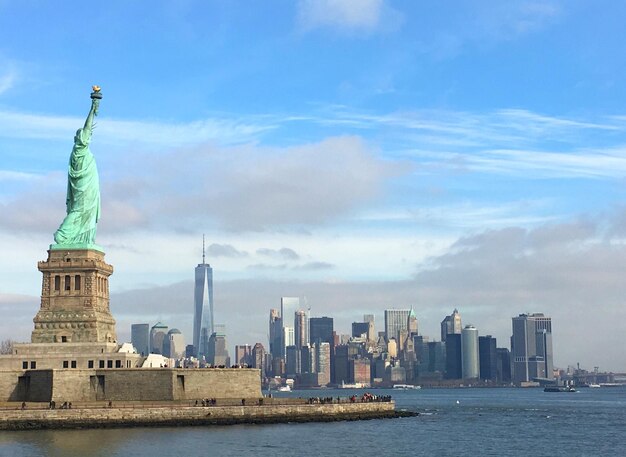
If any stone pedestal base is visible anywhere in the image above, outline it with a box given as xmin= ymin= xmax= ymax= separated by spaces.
xmin=32 ymin=249 xmax=116 ymax=344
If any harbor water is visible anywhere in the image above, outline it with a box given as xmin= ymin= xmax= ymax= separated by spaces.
xmin=0 ymin=387 xmax=624 ymax=456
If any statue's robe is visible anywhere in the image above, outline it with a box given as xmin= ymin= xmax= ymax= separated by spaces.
xmin=53 ymin=127 xmax=101 ymax=245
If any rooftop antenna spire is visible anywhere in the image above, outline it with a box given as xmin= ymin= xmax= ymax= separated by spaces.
xmin=202 ymin=234 xmax=206 ymax=264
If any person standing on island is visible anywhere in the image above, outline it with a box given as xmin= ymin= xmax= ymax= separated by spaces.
xmin=53 ymin=86 xmax=102 ymax=247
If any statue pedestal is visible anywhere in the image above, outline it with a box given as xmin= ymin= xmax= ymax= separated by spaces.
xmin=50 ymin=243 xmax=104 ymax=252
xmin=31 ymin=249 xmax=117 ymax=344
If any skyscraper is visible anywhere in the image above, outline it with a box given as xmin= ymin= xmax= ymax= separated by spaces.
xmin=479 ymin=335 xmax=498 ymax=382
xmin=309 ymin=316 xmax=335 ymax=383
xmin=511 ymin=313 xmax=554 ymax=384
xmin=496 ymin=348 xmax=512 ymax=383
xmin=251 ymin=343 xmax=265 ymax=372
xmin=131 ymin=323 xmax=150 ymax=356
xmin=363 ymin=314 xmax=376 ymax=341
xmin=384 ymin=309 xmax=411 ymax=342
xmin=351 ymin=322 xmax=370 ymax=339
xmin=314 ymin=341 xmax=331 ymax=386
xmin=461 ymin=325 xmax=479 ymax=379
xmin=309 ymin=317 xmax=334 ymax=345
xmin=150 ymin=322 xmax=168 ymax=355
xmin=294 ymin=309 xmax=308 ymax=346
xmin=235 ymin=344 xmax=252 ymax=366
xmin=207 ymin=327 xmax=230 ymax=367
xmin=268 ymin=309 xmax=282 ymax=360
xmin=407 ymin=306 xmax=418 ymax=336
xmin=163 ymin=328 xmax=185 ymax=359
xmin=280 ymin=297 xmax=299 ymax=358
xmin=294 ymin=309 xmax=308 ymax=373
xmin=193 ymin=237 xmax=214 ymax=359
xmin=445 ymin=333 xmax=462 ymax=379
xmin=441 ymin=309 xmax=462 ymax=342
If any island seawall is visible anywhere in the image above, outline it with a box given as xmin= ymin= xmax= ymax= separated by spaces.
xmin=0 ymin=401 xmax=409 ymax=431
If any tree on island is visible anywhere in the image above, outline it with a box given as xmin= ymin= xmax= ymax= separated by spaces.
xmin=0 ymin=339 xmax=15 ymax=354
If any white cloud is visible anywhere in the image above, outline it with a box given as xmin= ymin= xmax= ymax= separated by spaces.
xmin=141 ymin=136 xmax=403 ymax=231
xmin=297 ymin=0 xmax=400 ymax=33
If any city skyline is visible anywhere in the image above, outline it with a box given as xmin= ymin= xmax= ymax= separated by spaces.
xmin=1 ymin=1 xmax=626 ymax=371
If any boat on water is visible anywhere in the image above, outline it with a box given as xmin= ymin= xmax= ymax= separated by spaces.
xmin=277 ymin=385 xmax=292 ymax=392
xmin=544 ymin=386 xmax=577 ymax=392
xmin=588 ymin=384 xmax=601 ymax=388
xmin=393 ymin=384 xmax=421 ymax=390
xmin=339 ymin=381 xmax=368 ymax=389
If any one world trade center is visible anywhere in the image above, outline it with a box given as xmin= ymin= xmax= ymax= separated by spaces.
xmin=193 ymin=237 xmax=214 ymax=359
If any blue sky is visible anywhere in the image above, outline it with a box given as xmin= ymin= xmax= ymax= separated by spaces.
xmin=1 ymin=1 xmax=626 ymax=370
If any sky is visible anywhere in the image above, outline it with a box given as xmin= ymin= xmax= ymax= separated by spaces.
xmin=1 ymin=0 xmax=626 ymax=371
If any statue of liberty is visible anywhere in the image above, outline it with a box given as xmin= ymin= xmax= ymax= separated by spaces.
xmin=53 ymin=86 xmax=103 ymax=249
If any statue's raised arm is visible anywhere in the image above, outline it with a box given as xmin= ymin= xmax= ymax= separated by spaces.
xmin=52 ymin=86 xmax=103 ymax=250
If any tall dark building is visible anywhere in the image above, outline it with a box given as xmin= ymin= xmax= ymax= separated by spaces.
xmin=285 ymin=345 xmax=298 ymax=376
xmin=131 ymin=323 xmax=150 ymax=356
xmin=309 ymin=317 xmax=334 ymax=382
xmin=334 ymin=344 xmax=350 ymax=384
xmin=268 ymin=308 xmax=282 ymax=374
xmin=445 ymin=333 xmax=462 ymax=379
xmin=478 ymin=335 xmax=497 ymax=382
xmin=428 ymin=341 xmax=446 ymax=375
xmin=496 ymin=348 xmax=512 ymax=383
xmin=352 ymin=322 xmax=370 ymax=339
xmin=300 ymin=345 xmax=314 ymax=373
xmin=309 ymin=317 xmax=334 ymax=345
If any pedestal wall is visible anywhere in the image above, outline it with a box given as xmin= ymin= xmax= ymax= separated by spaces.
xmin=32 ymin=249 xmax=116 ymax=343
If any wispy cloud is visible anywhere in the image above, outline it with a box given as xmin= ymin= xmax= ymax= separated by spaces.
xmin=478 ymin=1 xmax=562 ymax=38
xmin=305 ymin=107 xmax=626 ymax=180
xmin=295 ymin=261 xmax=334 ymax=271
xmin=207 ymin=243 xmax=248 ymax=258
xmin=0 ymin=110 xmax=276 ymax=147
xmin=0 ymin=66 xmax=16 ymax=95
xmin=257 ymin=247 xmax=300 ymax=261
xmin=296 ymin=0 xmax=401 ymax=34
xmin=0 ymin=170 xmax=38 ymax=182
xmin=358 ymin=201 xmax=559 ymax=229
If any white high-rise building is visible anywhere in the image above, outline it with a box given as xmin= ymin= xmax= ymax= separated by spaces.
xmin=461 ymin=325 xmax=479 ymax=379
xmin=193 ymin=236 xmax=214 ymax=359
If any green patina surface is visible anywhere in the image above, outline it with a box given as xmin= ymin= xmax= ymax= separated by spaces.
xmin=52 ymin=90 xmax=102 ymax=251
xmin=49 ymin=242 xmax=104 ymax=252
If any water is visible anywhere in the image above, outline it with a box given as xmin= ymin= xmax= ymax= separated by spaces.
xmin=1 ymin=387 xmax=624 ymax=457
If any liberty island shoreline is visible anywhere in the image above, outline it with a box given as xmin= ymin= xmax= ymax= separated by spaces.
xmin=0 ymin=398 xmax=409 ymax=431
